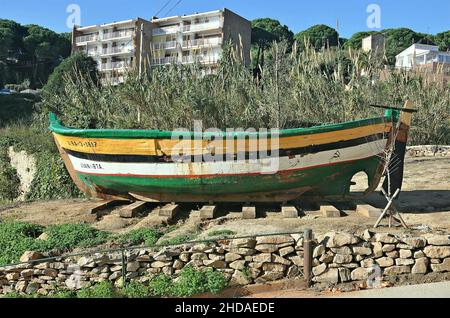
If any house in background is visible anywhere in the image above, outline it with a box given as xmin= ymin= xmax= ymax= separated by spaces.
xmin=72 ymin=8 xmax=251 ymax=85
xmin=395 ymin=43 xmax=450 ymax=73
xmin=362 ymin=33 xmax=385 ymax=57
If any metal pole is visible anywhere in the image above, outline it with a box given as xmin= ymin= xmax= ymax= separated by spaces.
xmin=121 ymin=248 xmax=127 ymax=286
xmin=303 ymin=228 xmax=313 ymax=288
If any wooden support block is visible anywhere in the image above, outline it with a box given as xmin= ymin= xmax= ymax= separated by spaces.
xmin=356 ymin=204 xmax=383 ymax=218
xmin=320 ymin=205 xmax=341 ymax=218
xmin=200 ymin=205 xmax=217 ymax=220
xmin=90 ymin=200 xmax=129 ymax=214
xmin=282 ymin=206 xmax=299 ymax=218
xmin=159 ymin=204 xmax=181 ymax=220
xmin=242 ymin=206 xmax=256 ymax=219
xmin=119 ymin=201 xmax=149 ymax=219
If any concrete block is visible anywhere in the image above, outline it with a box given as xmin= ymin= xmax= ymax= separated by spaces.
xmin=200 ymin=206 xmax=217 ymax=220
xmin=356 ymin=205 xmax=383 ymax=218
xmin=282 ymin=206 xmax=298 ymax=219
xmin=320 ymin=205 xmax=341 ymax=218
xmin=242 ymin=206 xmax=256 ymax=219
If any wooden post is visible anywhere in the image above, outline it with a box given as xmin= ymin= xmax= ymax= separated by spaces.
xmin=303 ymin=229 xmax=313 ymax=288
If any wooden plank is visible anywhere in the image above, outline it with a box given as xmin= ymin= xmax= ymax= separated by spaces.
xmin=200 ymin=205 xmax=217 ymax=220
xmin=159 ymin=204 xmax=182 ymax=220
xmin=90 ymin=200 xmax=130 ymax=214
xmin=119 ymin=201 xmax=149 ymax=219
xmin=242 ymin=206 xmax=256 ymax=219
xmin=320 ymin=205 xmax=342 ymax=218
xmin=356 ymin=204 xmax=383 ymax=218
xmin=281 ymin=206 xmax=299 ymax=219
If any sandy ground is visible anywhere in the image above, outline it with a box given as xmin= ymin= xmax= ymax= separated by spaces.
xmin=1 ymin=156 xmax=449 ymax=239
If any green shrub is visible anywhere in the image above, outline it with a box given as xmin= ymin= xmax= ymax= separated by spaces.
xmin=77 ymin=281 xmax=117 ymax=298
xmin=49 ymin=290 xmax=77 ymax=298
xmin=148 ymin=274 xmax=174 ymax=297
xmin=121 ymin=281 xmax=152 ymax=298
xmin=159 ymin=233 xmax=198 ymax=247
xmin=0 ymin=222 xmax=44 ymax=265
xmin=172 ymin=266 xmax=228 ymax=297
xmin=41 ymin=223 xmax=109 ymax=252
xmin=206 ymin=269 xmax=229 ymax=294
xmin=207 ymin=230 xmax=236 ymax=237
xmin=118 ymin=228 xmax=163 ymax=247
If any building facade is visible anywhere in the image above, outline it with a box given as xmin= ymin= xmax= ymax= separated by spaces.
xmin=362 ymin=33 xmax=385 ymax=56
xmin=72 ymin=9 xmax=251 ymax=84
xmin=395 ymin=44 xmax=450 ymax=72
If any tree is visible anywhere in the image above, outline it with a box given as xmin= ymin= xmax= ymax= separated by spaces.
xmin=381 ymin=28 xmax=430 ymax=65
xmin=295 ymin=25 xmax=339 ymax=50
xmin=435 ymin=31 xmax=450 ymax=51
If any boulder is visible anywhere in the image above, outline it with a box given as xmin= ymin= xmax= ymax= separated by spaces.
xmin=231 ymin=238 xmax=257 ymax=249
xmin=333 ymin=254 xmax=353 ymax=264
xmin=430 ymin=258 xmax=450 ymax=273
xmin=352 ymin=246 xmax=372 ymax=256
xmin=424 ymin=246 xmax=450 ymax=259
xmin=257 ymin=271 xmax=284 ymax=282
xmin=279 ymin=246 xmax=295 ymax=257
xmin=126 ymin=262 xmax=140 ymax=272
xmin=77 ymin=256 xmax=96 ymax=268
xmin=229 ymin=270 xmax=252 ymax=286
xmin=262 ymin=263 xmax=286 ymax=272
xmin=321 ymin=232 xmax=360 ymax=248
xmin=313 ymin=268 xmax=339 ymax=284
xmin=399 ymin=249 xmax=412 ymax=259
xmin=173 ymin=260 xmax=184 ymax=270
xmin=254 ymin=244 xmax=279 ymax=253
xmin=319 ymin=252 xmax=334 ymax=263
xmin=412 ymin=257 xmax=429 ymax=274
xmin=231 ymin=248 xmax=256 ymax=256
xmin=256 ymin=235 xmax=294 ymax=247
xmin=312 ymin=263 xmax=327 ymax=276
xmin=15 ymin=281 xmax=27 ymax=293
xmin=372 ymin=242 xmax=383 ymax=258
xmin=383 ymin=265 xmax=411 ymax=276
xmin=229 ymin=260 xmax=246 ymax=270
xmin=6 ymin=272 xmax=19 ymax=280
xmin=203 ymin=260 xmax=227 ymax=269
xmin=382 ymin=244 xmax=396 ymax=252
xmin=331 ymin=246 xmax=352 ymax=255
xmin=313 ymin=245 xmax=326 ymax=258
xmin=289 ymin=256 xmax=304 ymax=267
xmin=272 ymin=255 xmax=291 ymax=266
xmin=25 ymin=282 xmax=40 ymax=294
xmin=151 ymin=261 xmax=172 ymax=268
xmin=395 ymin=258 xmax=414 ymax=266
xmin=374 ymin=233 xmax=398 ymax=244
xmin=252 ymin=253 xmax=272 ymax=263
xmin=351 ymin=267 xmax=371 ymax=281
xmin=386 ymin=251 xmax=399 ymax=258
xmin=401 ymin=237 xmax=427 ymax=248
xmin=191 ymin=253 xmax=208 ymax=261
xmin=425 ymin=234 xmax=450 ymax=246
xmin=414 ymin=251 xmax=425 ymax=259
xmin=20 ymin=251 xmax=44 ymax=263
xmin=376 ymin=257 xmax=394 ymax=268
xmin=338 ymin=268 xmax=351 ymax=282
xmin=225 ymin=253 xmax=242 ymax=263
xmin=37 ymin=233 xmax=49 ymax=241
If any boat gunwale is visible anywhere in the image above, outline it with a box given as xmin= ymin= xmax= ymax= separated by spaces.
xmin=49 ymin=112 xmax=392 ymax=139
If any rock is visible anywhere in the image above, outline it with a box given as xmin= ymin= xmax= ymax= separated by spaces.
xmin=6 ymin=272 xmax=19 ymax=280
xmin=289 ymin=256 xmax=304 ymax=266
xmin=42 ymin=269 xmax=58 ymax=278
xmin=192 ymin=244 xmax=210 ymax=252
xmin=414 ymin=251 xmax=425 ymax=259
xmin=374 ymin=233 xmax=398 ymax=244
xmin=248 ymin=262 xmax=263 ymax=269
xmin=342 ymin=263 xmax=359 ymax=269
xmin=262 ymin=263 xmax=286 ymax=272
xmin=179 ymin=253 xmax=190 ymax=262
xmin=386 ymin=251 xmax=399 ymax=258
xmin=254 ymin=244 xmax=278 ymax=253
xmin=225 ymin=253 xmax=242 ymax=262
xmin=384 ymin=265 xmax=411 ymax=275
xmin=77 ymin=256 xmax=95 ymax=268
xmin=321 ymin=232 xmax=360 ymax=248
xmin=313 ymin=268 xmax=339 ymax=284
xmin=203 ymin=260 xmax=227 ymax=269
xmin=208 ymin=254 xmax=225 ymax=261
xmin=231 ymin=248 xmax=256 ymax=256
xmin=257 ymin=271 xmax=284 ymax=282
xmin=172 ymin=260 xmax=184 ymax=270
xmin=37 ymin=233 xmax=49 ymax=241
xmin=333 ymin=254 xmax=353 ymax=264
xmin=401 ymin=237 xmax=427 ymax=248
xmin=230 ymin=270 xmax=252 ymax=286
xmin=424 ymin=246 xmax=450 ymax=259
xmin=376 ymin=257 xmax=394 ymax=268
xmin=319 ymin=252 xmax=334 ymax=263
xmin=412 ymin=258 xmax=429 ymax=274
xmin=151 ymin=261 xmax=172 ymax=268
xmin=351 ymin=267 xmax=370 ymax=281
xmin=362 ymin=229 xmax=373 ymax=241
xmin=252 ymin=253 xmax=272 ymax=263
xmin=425 ymin=234 xmax=450 ymax=246
xmin=396 ymin=258 xmax=415 ymax=266
xmin=20 ymin=251 xmax=44 ymax=263
xmin=256 ymin=235 xmax=294 ymax=247
xmin=286 ymin=266 xmax=300 ymax=278
xmin=352 ymin=246 xmax=372 ymax=256
xmin=431 ymin=259 xmax=441 ymax=264
xmin=279 ymin=246 xmax=295 ymax=257
xmin=355 ymin=255 xmax=364 ymax=262
xmin=126 ymin=262 xmax=140 ymax=272
xmin=331 ymin=246 xmax=352 ymax=255
xmin=430 ymin=258 xmax=450 ymax=273
xmin=338 ymin=268 xmax=351 ymax=282
xmin=229 ymin=260 xmax=246 ymax=270
xmin=191 ymin=253 xmax=208 ymax=261
xmin=312 ymin=263 xmax=327 ymax=276
xmin=396 ymin=244 xmax=413 ymax=250
xmin=399 ymin=249 xmax=412 ymax=259
xmin=25 ymin=282 xmax=40 ymax=294
xmin=15 ymin=281 xmax=27 ymax=293
xmin=21 ymin=269 xmax=34 ymax=278
xmin=372 ymin=242 xmax=383 ymax=258
xmin=313 ymin=245 xmax=326 ymax=258
xmin=231 ymin=238 xmax=257 ymax=249
xmin=382 ymin=244 xmax=396 ymax=253
xmin=272 ymin=255 xmax=291 ymax=266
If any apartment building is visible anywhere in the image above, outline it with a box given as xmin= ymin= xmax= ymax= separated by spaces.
xmin=71 ymin=9 xmax=251 ymax=84
xmin=395 ymin=43 xmax=450 ymax=72
xmin=362 ymin=33 xmax=385 ymax=57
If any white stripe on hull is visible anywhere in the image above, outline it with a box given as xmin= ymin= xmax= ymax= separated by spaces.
xmin=68 ymin=139 xmax=388 ymax=176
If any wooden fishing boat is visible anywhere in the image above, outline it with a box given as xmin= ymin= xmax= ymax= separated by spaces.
xmin=49 ymin=102 xmax=414 ymax=203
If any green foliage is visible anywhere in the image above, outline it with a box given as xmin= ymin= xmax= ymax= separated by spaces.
xmin=295 ymin=25 xmax=339 ymax=50
xmin=0 ymin=93 xmax=39 ymax=128
xmin=435 ymin=31 xmax=450 ymax=52
xmin=382 ymin=28 xmax=430 ymax=65
xmin=77 ymin=281 xmax=118 ymax=298
xmin=207 ymin=230 xmax=237 ymax=237
xmin=251 ymin=18 xmax=294 ymax=47
xmin=148 ymin=274 xmax=174 ymax=297
xmin=121 ymin=281 xmax=152 ymax=298
xmin=0 ymin=156 xmax=21 ymax=201
xmin=172 ymin=266 xmax=228 ymax=297
xmin=0 ymin=222 xmax=44 ymax=265
xmin=344 ymin=31 xmax=377 ymax=49
xmin=118 ymin=228 xmax=164 ymax=247
xmin=159 ymin=233 xmax=199 ymax=246
xmin=41 ymin=223 xmax=109 ymax=253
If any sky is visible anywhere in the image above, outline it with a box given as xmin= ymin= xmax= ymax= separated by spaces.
xmin=1 ymin=0 xmax=449 ymax=38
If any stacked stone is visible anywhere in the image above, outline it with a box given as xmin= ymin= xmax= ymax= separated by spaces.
xmin=407 ymin=146 xmax=450 ymax=158
xmin=0 ymin=231 xmax=449 ymax=295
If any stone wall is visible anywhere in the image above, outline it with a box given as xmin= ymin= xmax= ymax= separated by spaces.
xmin=406 ymin=145 xmax=450 ymax=158
xmin=0 ymin=231 xmax=449 ymax=296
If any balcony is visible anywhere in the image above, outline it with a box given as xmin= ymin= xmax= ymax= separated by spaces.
xmin=182 ymin=21 xmax=221 ymax=33
xmin=76 ymin=34 xmax=98 ymax=44
xmin=103 ymin=30 xmax=133 ymax=41
xmin=151 ymin=56 xmax=178 ymax=65
xmin=153 ymin=41 xmax=177 ymax=51
xmin=182 ymin=55 xmax=220 ymax=65
xmin=100 ymin=61 xmax=130 ymax=71
xmin=102 ymin=46 xmax=133 ymax=55
xmin=182 ymin=37 xmax=222 ymax=49
xmin=153 ymin=26 xmax=179 ymax=36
